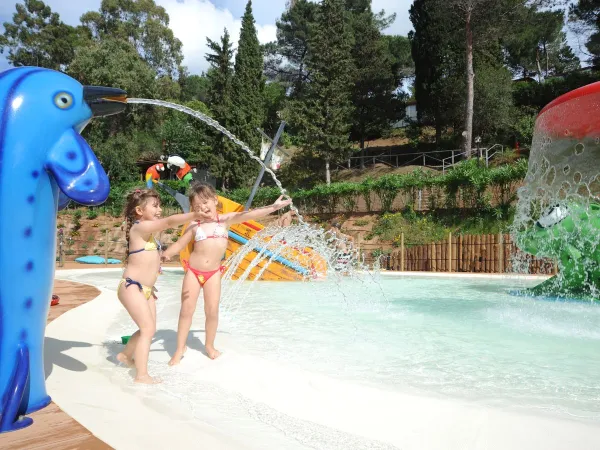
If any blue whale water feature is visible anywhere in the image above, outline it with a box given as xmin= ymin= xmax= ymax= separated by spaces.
xmin=0 ymin=67 xmax=126 ymax=432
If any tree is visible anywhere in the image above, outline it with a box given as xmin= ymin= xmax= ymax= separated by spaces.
xmin=205 ymin=29 xmax=250 ymax=189
xmin=410 ymin=0 xmax=465 ymax=144
xmin=67 ymin=38 xmax=167 ymax=181
xmin=348 ymin=1 xmax=403 ymax=168
xmin=160 ymin=100 xmax=214 ymax=168
xmin=80 ymin=0 xmax=183 ymax=77
xmin=180 ymin=73 xmax=210 ymax=103
xmin=263 ymin=81 xmax=287 ymax=135
xmin=569 ymin=0 xmax=600 ymax=65
xmin=287 ymin=0 xmax=355 ymax=185
xmin=382 ymin=35 xmax=415 ymax=80
xmin=265 ymin=0 xmax=317 ymax=97
xmin=505 ymin=9 xmax=579 ymax=80
xmin=417 ymin=0 xmax=554 ymax=155
xmin=231 ymin=1 xmax=266 ymax=158
xmin=0 ymin=0 xmax=87 ymax=70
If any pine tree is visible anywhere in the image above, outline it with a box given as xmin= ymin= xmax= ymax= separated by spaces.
xmin=231 ymin=0 xmax=265 ymax=158
xmin=265 ymin=0 xmax=318 ymax=97
xmin=205 ymin=29 xmax=248 ymax=189
xmin=287 ymin=0 xmax=355 ymax=185
xmin=348 ymin=1 xmax=402 ymax=169
xmin=410 ymin=0 xmax=465 ymax=145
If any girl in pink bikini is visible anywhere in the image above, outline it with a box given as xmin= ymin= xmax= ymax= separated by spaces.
xmin=162 ymin=182 xmax=291 ymax=363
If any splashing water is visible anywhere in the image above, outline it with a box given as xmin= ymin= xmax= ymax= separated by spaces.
xmin=509 ymin=85 xmax=600 ymax=299
xmin=127 ymin=98 xmax=386 ymax=307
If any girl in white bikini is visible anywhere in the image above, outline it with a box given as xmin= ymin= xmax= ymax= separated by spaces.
xmin=162 ymin=182 xmax=291 ymax=363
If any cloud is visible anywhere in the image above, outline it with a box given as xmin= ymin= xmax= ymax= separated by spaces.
xmin=158 ymin=0 xmax=277 ymax=74
xmin=1 ymin=0 xmax=277 ymax=75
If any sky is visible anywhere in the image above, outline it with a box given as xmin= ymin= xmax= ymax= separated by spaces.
xmin=0 ymin=0 xmax=414 ymax=74
xmin=0 ymin=0 xmax=589 ymax=74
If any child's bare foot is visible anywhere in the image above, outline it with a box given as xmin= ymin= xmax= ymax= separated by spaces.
xmin=134 ymin=374 xmax=162 ymax=384
xmin=206 ymin=346 xmax=221 ymax=359
xmin=168 ymin=347 xmax=187 ymax=366
xmin=116 ymin=352 xmax=134 ymax=367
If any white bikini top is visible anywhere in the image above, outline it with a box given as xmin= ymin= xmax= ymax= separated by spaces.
xmin=195 ymin=215 xmax=228 ymax=242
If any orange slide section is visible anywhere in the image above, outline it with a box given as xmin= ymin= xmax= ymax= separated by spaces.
xmin=179 ymin=196 xmax=326 ymax=281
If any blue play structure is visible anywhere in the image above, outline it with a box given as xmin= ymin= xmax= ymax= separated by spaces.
xmin=0 ymin=67 xmax=126 ymax=433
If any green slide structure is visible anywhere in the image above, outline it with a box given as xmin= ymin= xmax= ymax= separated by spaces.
xmin=516 ymin=203 xmax=600 ymax=300
xmin=513 ymin=81 xmax=600 ymax=301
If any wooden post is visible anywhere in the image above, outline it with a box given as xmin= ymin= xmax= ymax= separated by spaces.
xmin=497 ymin=233 xmax=503 ymax=273
xmin=400 ymin=233 xmax=405 ymax=272
xmin=484 ymin=235 xmax=489 ymax=273
xmin=474 ymin=235 xmax=481 ymax=272
xmin=466 ymin=235 xmax=472 ymax=271
xmin=458 ymin=234 xmax=463 ymax=271
xmin=553 ymin=258 xmax=559 ymax=275
xmin=447 ymin=232 xmax=452 ymax=272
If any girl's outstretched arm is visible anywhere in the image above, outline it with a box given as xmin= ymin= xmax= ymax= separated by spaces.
xmin=222 ymin=196 xmax=292 ymax=225
xmin=135 ymin=211 xmax=210 ymax=235
xmin=162 ymin=225 xmax=195 ymax=261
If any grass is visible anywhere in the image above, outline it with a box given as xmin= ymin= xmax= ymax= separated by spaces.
xmin=368 ymin=206 xmax=515 ymax=247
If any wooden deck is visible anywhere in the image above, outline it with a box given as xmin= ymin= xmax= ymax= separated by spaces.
xmin=0 ymin=280 xmax=112 ymax=450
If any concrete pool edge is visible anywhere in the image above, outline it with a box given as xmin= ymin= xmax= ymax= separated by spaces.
xmin=47 ymin=270 xmax=600 ymax=450
xmin=46 ymin=278 xmax=245 ymax=450
xmin=57 ymin=266 xmax=552 ymax=281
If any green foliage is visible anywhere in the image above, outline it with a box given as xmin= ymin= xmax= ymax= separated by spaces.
xmin=504 ymin=9 xmax=579 ymax=79
xmin=370 ymin=205 xmax=515 ymax=247
xmin=180 ymin=73 xmax=210 ymax=103
xmin=0 ymin=0 xmax=88 ymax=70
xmin=569 ymin=0 xmax=600 ymax=66
xmin=349 ymin=6 xmax=404 ymax=149
xmin=286 ymin=0 xmax=355 ymax=183
xmin=235 ymin=160 xmax=528 ymax=214
xmin=206 ymin=28 xmax=252 ymax=189
xmin=80 ymin=0 xmax=183 ymax=77
xmin=264 ymin=0 xmax=317 ymax=95
xmin=382 ymin=35 xmax=414 ymax=80
xmin=86 ymin=208 xmax=99 ymax=220
xmin=513 ymin=70 xmax=600 ymax=111
xmin=160 ymin=99 xmax=214 ymax=167
xmin=231 ymin=1 xmax=266 ymax=159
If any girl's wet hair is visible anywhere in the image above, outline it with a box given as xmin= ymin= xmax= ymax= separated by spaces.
xmin=123 ymin=189 xmax=160 ymax=263
xmin=188 ymin=181 xmax=217 ymax=204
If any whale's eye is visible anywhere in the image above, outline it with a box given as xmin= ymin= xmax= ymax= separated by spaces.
xmin=54 ymin=92 xmax=73 ymax=109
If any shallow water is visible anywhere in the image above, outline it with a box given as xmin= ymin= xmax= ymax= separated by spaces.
xmin=66 ymin=270 xmax=600 ymax=424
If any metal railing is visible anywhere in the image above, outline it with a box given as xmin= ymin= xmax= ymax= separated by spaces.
xmin=336 ymin=145 xmax=505 ymax=173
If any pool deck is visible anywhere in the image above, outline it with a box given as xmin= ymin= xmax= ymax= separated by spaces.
xmin=0 ymin=279 xmax=111 ymax=450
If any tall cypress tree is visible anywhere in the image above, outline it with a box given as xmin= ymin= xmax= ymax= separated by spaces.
xmin=205 ymin=29 xmax=248 ymax=189
xmin=287 ymin=0 xmax=355 ymax=185
xmin=409 ymin=0 xmax=464 ymax=145
xmin=348 ymin=1 xmax=402 ymax=169
xmin=231 ymin=1 xmax=265 ymax=158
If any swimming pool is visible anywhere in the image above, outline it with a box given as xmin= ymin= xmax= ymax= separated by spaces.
xmin=53 ymin=270 xmax=600 ymax=449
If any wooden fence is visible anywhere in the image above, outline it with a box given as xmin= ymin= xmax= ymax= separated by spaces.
xmin=379 ymin=233 xmax=557 ymax=275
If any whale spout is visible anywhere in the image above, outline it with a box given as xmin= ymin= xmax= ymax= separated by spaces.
xmin=83 ymin=86 xmax=127 ymax=117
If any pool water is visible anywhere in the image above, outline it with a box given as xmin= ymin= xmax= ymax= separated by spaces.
xmin=76 ymin=270 xmax=600 ymax=424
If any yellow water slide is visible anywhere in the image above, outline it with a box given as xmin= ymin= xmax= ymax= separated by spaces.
xmin=179 ymin=196 xmax=326 ymax=281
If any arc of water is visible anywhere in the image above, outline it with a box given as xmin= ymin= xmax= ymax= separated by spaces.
xmin=127 ymin=98 xmax=388 ymax=305
xmin=127 ymin=98 xmax=304 ymax=221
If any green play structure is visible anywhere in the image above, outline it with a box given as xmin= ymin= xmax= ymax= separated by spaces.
xmin=513 ymin=81 xmax=600 ymax=301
